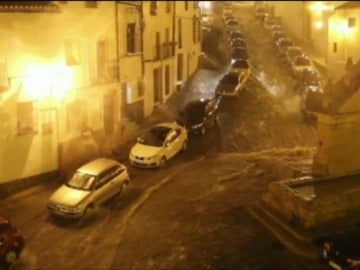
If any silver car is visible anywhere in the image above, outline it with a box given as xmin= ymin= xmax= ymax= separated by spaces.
xmin=47 ymin=158 xmax=130 ymax=218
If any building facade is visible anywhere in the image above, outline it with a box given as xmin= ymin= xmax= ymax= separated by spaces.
xmin=0 ymin=1 xmax=201 ymax=195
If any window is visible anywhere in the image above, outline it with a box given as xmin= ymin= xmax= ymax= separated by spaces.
xmin=138 ymin=79 xmax=144 ymax=97
xmin=193 ymin=16 xmax=200 ymax=43
xmin=178 ymin=18 xmax=182 ymax=49
xmin=0 ymin=59 xmax=9 ymax=92
xmin=166 ymin=1 xmax=171 ymax=13
xmin=85 ymin=1 xmax=97 ymax=8
xmin=348 ymin=17 xmax=356 ymax=28
xmin=333 ymin=42 xmax=337 ymax=53
xmin=66 ymin=100 xmax=86 ymax=132
xmin=155 ymin=32 xmax=161 ymax=60
xmin=65 ymin=39 xmax=80 ymax=66
xmin=127 ymin=23 xmax=136 ymax=53
xmin=17 ymin=102 xmax=37 ymax=135
xmin=164 ymin=27 xmax=170 ymax=58
xmin=165 ymin=65 xmax=170 ymax=95
xmin=185 ymin=1 xmax=188 ymax=10
xmin=97 ymin=40 xmax=106 ymax=79
xmin=150 ymin=1 xmax=157 ymax=15
xmin=194 ymin=1 xmax=198 ymax=9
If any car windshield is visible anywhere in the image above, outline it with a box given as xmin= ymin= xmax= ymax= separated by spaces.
xmin=232 ymin=49 xmax=248 ymax=58
xmin=182 ymin=103 xmax=206 ymax=123
xmin=288 ymin=49 xmax=302 ymax=57
xmin=220 ymin=73 xmax=238 ymax=85
xmin=279 ymin=40 xmax=292 ymax=47
xmin=140 ymin=126 xmax=171 ymax=147
xmin=232 ymin=60 xmax=249 ymax=69
xmin=66 ymin=171 xmax=96 ymax=191
xmin=304 ymin=72 xmax=321 ymax=85
xmin=228 ymin=21 xmax=238 ymax=26
xmin=231 ymin=32 xmax=242 ymax=37
xmin=296 ymin=58 xmax=310 ymax=66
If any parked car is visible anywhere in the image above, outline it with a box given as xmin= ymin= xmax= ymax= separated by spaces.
xmin=271 ymin=31 xmax=287 ymax=46
xmin=176 ymin=97 xmax=221 ymax=136
xmin=284 ymin=46 xmax=304 ymax=66
xmin=294 ymin=69 xmax=323 ymax=95
xmin=231 ymin=47 xmax=249 ymax=61
xmin=321 ymin=226 xmax=360 ymax=270
xmin=231 ymin=38 xmax=247 ymax=49
xmin=275 ymin=37 xmax=293 ymax=58
xmin=224 ymin=15 xmax=236 ymax=22
xmin=226 ymin=19 xmax=240 ymax=29
xmin=229 ymin=30 xmax=244 ymax=41
xmin=269 ymin=24 xmax=282 ymax=33
xmin=223 ymin=2 xmax=233 ymax=17
xmin=230 ymin=59 xmax=251 ymax=79
xmin=255 ymin=6 xmax=268 ymax=19
xmin=129 ymin=122 xmax=188 ymax=168
xmin=290 ymin=55 xmax=317 ymax=78
xmin=0 ymin=216 xmax=25 ymax=270
xmin=263 ymin=18 xmax=278 ymax=30
xmin=47 ymin=158 xmax=130 ymax=219
xmin=215 ymin=71 xmax=248 ymax=98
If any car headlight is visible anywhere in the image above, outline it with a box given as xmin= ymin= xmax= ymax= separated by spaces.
xmin=191 ymin=123 xmax=203 ymax=129
xmin=68 ymin=206 xmax=82 ymax=212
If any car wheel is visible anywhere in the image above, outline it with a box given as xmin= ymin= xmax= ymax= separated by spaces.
xmin=159 ymin=156 xmax=167 ymax=168
xmin=4 ymin=248 xmax=18 ymax=267
xmin=182 ymin=140 xmax=188 ymax=151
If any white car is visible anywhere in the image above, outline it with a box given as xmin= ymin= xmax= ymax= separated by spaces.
xmin=284 ymin=46 xmax=304 ymax=66
xmin=129 ymin=122 xmax=188 ymax=168
xmin=47 ymin=158 xmax=130 ymax=219
xmin=290 ymin=55 xmax=317 ymax=79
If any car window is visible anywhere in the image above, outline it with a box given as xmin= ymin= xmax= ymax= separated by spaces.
xmin=221 ymin=73 xmax=238 ymax=85
xmin=140 ymin=126 xmax=171 ymax=147
xmin=296 ymin=57 xmax=310 ymax=66
xmin=166 ymin=129 xmax=181 ymax=143
xmin=66 ymin=171 xmax=96 ymax=191
xmin=232 ymin=60 xmax=249 ymax=69
xmin=96 ymin=166 xmax=119 ymax=189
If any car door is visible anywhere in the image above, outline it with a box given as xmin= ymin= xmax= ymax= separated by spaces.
xmin=164 ymin=128 xmax=182 ymax=159
xmin=205 ymin=100 xmax=216 ymax=126
xmin=92 ymin=168 xmax=117 ymax=205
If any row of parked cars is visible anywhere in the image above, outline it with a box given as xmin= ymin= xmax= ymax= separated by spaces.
xmin=215 ymin=13 xmax=251 ymax=98
xmin=2 ymin=94 xmax=223 ymax=268
xmin=47 ymin=97 xmax=223 ymax=216
xmin=256 ymin=6 xmax=360 ymax=270
xmin=256 ymin=6 xmax=324 ymax=120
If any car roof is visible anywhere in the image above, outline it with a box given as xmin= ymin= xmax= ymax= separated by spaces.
xmin=155 ymin=122 xmax=178 ymax=129
xmin=287 ymin=46 xmax=302 ymax=51
xmin=78 ymin=158 xmax=121 ymax=175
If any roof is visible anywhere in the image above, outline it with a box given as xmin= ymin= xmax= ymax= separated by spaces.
xmin=78 ymin=158 xmax=120 ymax=175
xmin=0 ymin=1 xmax=60 ymax=13
xmin=335 ymin=1 xmax=360 ymax=10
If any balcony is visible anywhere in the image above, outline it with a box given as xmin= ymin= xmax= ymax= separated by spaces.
xmin=0 ymin=1 xmax=61 ymax=13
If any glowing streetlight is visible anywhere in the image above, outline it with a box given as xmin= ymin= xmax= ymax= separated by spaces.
xmin=315 ymin=20 xmax=323 ymax=29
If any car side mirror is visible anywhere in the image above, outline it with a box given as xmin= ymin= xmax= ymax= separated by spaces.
xmin=137 ymin=137 xmax=142 ymax=143
xmin=165 ymin=141 xmax=171 ymax=148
